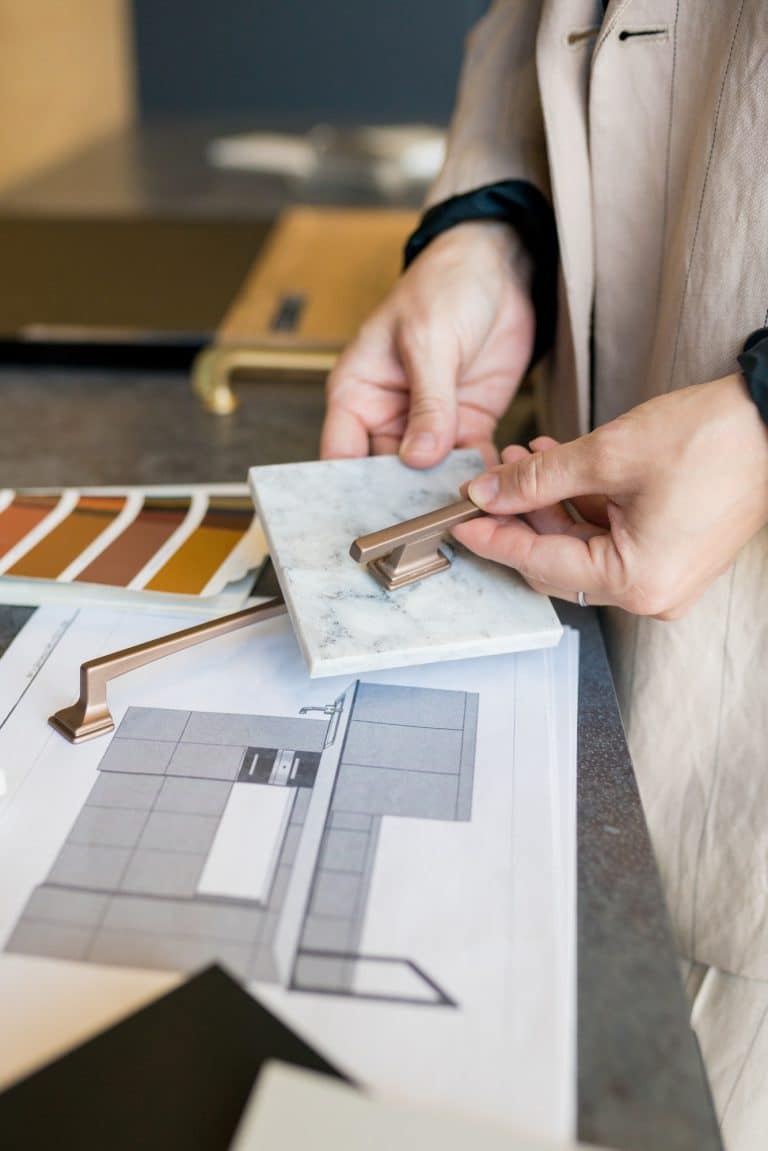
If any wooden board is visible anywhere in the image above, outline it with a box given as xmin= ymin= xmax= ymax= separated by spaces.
xmin=216 ymin=206 xmax=418 ymax=348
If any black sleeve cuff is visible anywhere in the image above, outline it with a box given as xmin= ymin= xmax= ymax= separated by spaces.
xmin=403 ymin=180 xmax=559 ymax=366
xmin=738 ymin=327 xmax=768 ymax=427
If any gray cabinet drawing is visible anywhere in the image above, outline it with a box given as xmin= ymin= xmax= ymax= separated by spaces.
xmin=7 ymin=681 xmax=478 ymax=1006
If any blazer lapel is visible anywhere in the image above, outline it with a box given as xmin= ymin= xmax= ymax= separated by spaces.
xmin=536 ymin=0 xmax=600 ymax=432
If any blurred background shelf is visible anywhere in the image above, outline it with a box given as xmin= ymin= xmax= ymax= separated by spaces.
xmin=0 ymin=1 xmax=487 ymax=363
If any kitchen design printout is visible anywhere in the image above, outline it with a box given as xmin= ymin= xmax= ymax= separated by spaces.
xmin=0 ymin=605 xmax=577 ymax=1143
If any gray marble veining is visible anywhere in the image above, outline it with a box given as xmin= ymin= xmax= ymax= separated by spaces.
xmin=250 ymin=451 xmax=562 ymax=677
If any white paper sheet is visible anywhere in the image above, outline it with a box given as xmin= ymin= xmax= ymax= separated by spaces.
xmin=0 ymin=606 xmax=578 ymax=1143
xmin=232 ymin=1063 xmax=605 ymax=1151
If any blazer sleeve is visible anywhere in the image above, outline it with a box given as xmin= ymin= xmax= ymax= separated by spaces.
xmin=426 ymin=0 xmax=550 ymax=207
xmin=404 ymin=3 xmax=556 ymax=363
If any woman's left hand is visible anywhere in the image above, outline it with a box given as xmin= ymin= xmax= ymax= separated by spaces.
xmin=453 ymin=374 xmax=768 ymax=619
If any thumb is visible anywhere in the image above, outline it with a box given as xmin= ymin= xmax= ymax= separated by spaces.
xmin=467 ymin=432 xmax=616 ymax=514
xmin=397 ymin=323 xmax=459 ymax=468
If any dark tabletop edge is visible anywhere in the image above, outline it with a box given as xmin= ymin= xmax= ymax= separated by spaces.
xmin=559 ymin=603 xmax=722 ymax=1151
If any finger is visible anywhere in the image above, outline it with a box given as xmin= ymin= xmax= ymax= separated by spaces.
xmin=501 ymin=445 xmax=567 ymax=534
xmin=451 ymin=514 xmax=624 ymax=602
xmin=369 ymin=411 xmax=407 ymax=456
xmin=525 ymin=437 xmax=612 ymax=528
xmin=500 ymin=444 xmax=584 ymax=535
xmin=528 ymin=435 xmax=560 ymax=451
xmin=370 ymin=433 xmax=402 ymax=456
xmin=524 ymin=504 xmax=580 ymax=535
xmin=320 ymin=403 xmax=370 ymax=460
xmin=568 ymin=494 xmax=611 ymax=528
xmin=531 ymin=565 xmax=707 ymax=619
xmin=501 ymin=444 xmax=531 ymax=465
xmin=521 ymin=440 xmax=572 ymax=532
xmin=523 ymin=578 xmax=614 ymax=607
xmin=468 ymin=467 xmax=603 ymax=539
xmin=467 ymin=429 xmax=628 ymax=514
xmin=397 ymin=323 xmax=459 ymax=469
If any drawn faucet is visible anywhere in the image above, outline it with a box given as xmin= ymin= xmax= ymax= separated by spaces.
xmin=299 ymin=691 xmax=347 ymax=747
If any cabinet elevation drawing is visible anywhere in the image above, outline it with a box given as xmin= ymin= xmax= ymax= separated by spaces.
xmin=8 ymin=681 xmax=478 ymax=1006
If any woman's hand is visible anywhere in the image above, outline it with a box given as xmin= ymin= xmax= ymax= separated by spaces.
xmin=453 ymin=374 xmax=768 ymax=618
xmin=320 ymin=221 xmax=536 ymax=469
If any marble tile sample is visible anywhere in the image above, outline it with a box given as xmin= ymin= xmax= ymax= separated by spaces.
xmin=249 ymin=450 xmax=563 ymax=677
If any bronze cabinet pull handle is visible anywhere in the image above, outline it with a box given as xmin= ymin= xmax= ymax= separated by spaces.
xmin=192 ymin=345 xmax=338 ymax=414
xmin=49 ymin=598 xmax=287 ymax=744
xmin=350 ymin=498 xmax=484 ymax=590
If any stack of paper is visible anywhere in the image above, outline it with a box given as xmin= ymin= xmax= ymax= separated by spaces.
xmin=0 ymin=601 xmax=578 ymax=1145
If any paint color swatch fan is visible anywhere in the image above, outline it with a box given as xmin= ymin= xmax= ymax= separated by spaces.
xmin=0 ymin=485 xmax=266 ymax=613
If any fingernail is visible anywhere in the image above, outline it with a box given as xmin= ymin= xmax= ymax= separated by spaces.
xmin=401 ymin=432 xmax=436 ymax=458
xmin=468 ymin=473 xmax=499 ymax=507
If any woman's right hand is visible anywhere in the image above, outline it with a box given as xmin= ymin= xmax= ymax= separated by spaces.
xmin=320 ymin=220 xmax=537 ymax=469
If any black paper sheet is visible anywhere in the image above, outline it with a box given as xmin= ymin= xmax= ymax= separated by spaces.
xmin=0 ymin=964 xmax=344 ymax=1150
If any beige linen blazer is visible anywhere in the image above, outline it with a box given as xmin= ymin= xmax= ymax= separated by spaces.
xmin=430 ymin=0 xmax=768 ymax=979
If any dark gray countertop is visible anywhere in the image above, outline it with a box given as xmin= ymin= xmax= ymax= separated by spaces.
xmin=0 ymin=362 xmax=721 ymax=1150
xmin=562 ymin=603 xmax=721 ymax=1150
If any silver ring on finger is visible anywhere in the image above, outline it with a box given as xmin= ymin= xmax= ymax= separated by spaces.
xmin=577 ymin=591 xmax=588 ymax=608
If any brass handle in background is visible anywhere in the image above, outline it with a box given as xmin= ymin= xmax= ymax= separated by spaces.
xmin=49 ymin=598 xmax=288 ymax=744
xmin=192 ymin=208 xmax=420 ymax=413
xmin=351 ymin=498 xmax=485 ymax=590
xmin=192 ymin=345 xmax=339 ymax=414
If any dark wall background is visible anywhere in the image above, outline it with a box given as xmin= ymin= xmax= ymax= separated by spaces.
xmin=133 ymin=1 xmax=488 ymax=123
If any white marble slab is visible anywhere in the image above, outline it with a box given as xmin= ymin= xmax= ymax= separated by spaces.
xmin=249 ymin=451 xmax=562 ymax=677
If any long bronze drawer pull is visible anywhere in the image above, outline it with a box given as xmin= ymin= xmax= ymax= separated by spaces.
xmin=49 ymin=598 xmax=287 ymax=744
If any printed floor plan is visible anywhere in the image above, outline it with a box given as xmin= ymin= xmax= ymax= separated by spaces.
xmin=0 ymin=606 xmax=578 ymax=1137
xmin=8 ymin=682 xmax=477 ymax=1005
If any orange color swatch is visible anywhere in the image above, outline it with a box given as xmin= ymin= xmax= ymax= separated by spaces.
xmin=145 ymin=501 xmax=254 ymax=595
xmin=0 ymin=495 xmax=59 ymax=558
xmin=7 ymin=497 xmax=126 ymax=579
